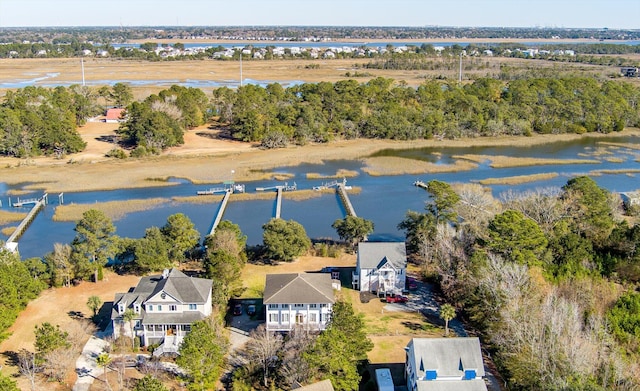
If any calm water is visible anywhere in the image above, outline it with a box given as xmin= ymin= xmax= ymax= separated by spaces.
xmin=2 ymin=134 xmax=639 ymax=259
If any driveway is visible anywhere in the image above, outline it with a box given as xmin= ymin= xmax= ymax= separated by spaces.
xmin=72 ymin=335 xmax=110 ymax=391
xmin=382 ymin=281 xmax=467 ymax=337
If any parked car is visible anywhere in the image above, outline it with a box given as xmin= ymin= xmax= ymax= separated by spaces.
xmin=385 ymin=294 xmax=409 ymax=303
xmin=233 ymin=303 xmax=243 ymax=316
xmin=247 ymin=304 xmax=256 ymax=316
xmin=406 ymin=277 xmax=418 ymax=291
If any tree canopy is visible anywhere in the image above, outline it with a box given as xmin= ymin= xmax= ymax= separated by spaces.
xmin=262 ymin=219 xmax=311 ymax=262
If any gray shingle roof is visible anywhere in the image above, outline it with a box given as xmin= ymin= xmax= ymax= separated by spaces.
xmin=408 ymin=337 xmax=486 ymax=378
xmin=111 ymin=268 xmax=211 ymax=322
xmin=417 ymin=380 xmax=488 ymax=391
xmin=357 ymin=242 xmax=407 ymax=270
xmin=263 ymin=273 xmax=335 ymax=304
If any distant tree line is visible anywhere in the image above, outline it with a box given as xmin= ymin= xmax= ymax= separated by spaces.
xmin=1 ymin=26 xmax=638 ymax=46
xmin=212 ymin=77 xmax=640 ymax=147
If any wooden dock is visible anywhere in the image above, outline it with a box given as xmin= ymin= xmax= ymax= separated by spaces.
xmin=256 ymin=182 xmax=297 ymax=192
xmin=4 ymin=194 xmax=47 ymax=252
xmin=337 ymin=183 xmax=357 ymax=217
xmin=208 ymin=190 xmax=232 ymax=236
xmin=275 ymin=187 xmax=283 ymax=219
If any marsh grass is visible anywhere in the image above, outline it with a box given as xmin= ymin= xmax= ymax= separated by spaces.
xmin=591 ymin=169 xmax=640 ymax=175
xmin=1 ymin=226 xmax=16 ymax=236
xmin=306 ymin=169 xmax=359 ymax=179
xmin=604 ymin=157 xmax=625 ymax=163
xmin=172 ymin=195 xmax=224 ymax=204
xmin=456 ymin=154 xmax=600 ymax=168
xmin=53 ymin=198 xmax=168 ymax=222
xmin=478 ymin=172 xmax=559 ymax=185
xmin=0 ymin=210 xmax=27 ymax=224
xmin=599 ymin=142 xmax=640 ymax=151
xmin=362 ymin=156 xmax=477 ymax=176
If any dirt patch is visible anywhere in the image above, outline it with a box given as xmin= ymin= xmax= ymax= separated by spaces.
xmin=0 ymin=271 xmax=140 ymax=389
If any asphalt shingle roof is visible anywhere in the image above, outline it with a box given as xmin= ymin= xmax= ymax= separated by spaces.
xmin=408 ymin=337 xmax=486 ymax=378
xmin=357 ymin=242 xmax=407 ymax=270
xmin=263 ymin=273 xmax=335 ymax=304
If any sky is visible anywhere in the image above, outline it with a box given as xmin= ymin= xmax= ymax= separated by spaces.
xmin=0 ymin=0 xmax=638 ymax=29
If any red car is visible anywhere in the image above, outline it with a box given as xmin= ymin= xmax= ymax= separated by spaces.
xmin=385 ymin=294 xmax=409 ymax=303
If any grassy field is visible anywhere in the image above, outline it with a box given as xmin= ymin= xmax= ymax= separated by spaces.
xmin=456 ymin=154 xmax=600 ymax=168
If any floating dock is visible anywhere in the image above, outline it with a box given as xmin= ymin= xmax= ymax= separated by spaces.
xmin=337 ymin=183 xmax=357 ymax=217
xmin=413 ymin=180 xmax=428 ymax=190
xmin=198 ymin=182 xmax=245 ymax=195
xmin=256 ymin=182 xmax=297 ymax=192
xmin=208 ymin=190 xmax=232 ymax=236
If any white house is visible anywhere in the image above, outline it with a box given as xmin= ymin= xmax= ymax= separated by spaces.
xmin=263 ymin=273 xmax=335 ymax=332
xmin=405 ymin=337 xmax=487 ymax=391
xmin=111 ymin=268 xmax=212 ymax=354
xmin=352 ymin=242 xmax=407 ymax=294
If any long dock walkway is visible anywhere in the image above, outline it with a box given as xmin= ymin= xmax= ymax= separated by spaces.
xmin=4 ymin=194 xmax=47 ymax=251
xmin=208 ymin=190 xmax=232 ymax=236
xmin=275 ymin=187 xmax=283 ymax=219
xmin=337 ymin=183 xmax=357 ymax=217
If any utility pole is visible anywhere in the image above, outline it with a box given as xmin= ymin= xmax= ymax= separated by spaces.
xmin=239 ymin=52 xmax=243 ymax=87
xmin=81 ymin=58 xmax=86 ymax=86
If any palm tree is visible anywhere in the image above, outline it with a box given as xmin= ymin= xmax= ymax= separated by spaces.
xmin=122 ymin=308 xmax=136 ymax=350
xmin=87 ymin=295 xmax=102 ymax=318
xmin=439 ymin=303 xmax=456 ymax=336
xmin=96 ymin=352 xmax=112 ymax=390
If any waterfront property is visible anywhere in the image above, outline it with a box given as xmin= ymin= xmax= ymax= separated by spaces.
xmin=352 ymin=242 xmax=407 ymax=294
xmin=263 ymin=273 xmax=335 ymax=332
xmin=405 ymin=337 xmax=487 ymax=391
xmin=111 ymin=268 xmax=212 ymax=355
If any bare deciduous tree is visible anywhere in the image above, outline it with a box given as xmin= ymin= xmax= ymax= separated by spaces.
xmin=244 ymin=324 xmax=283 ymax=387
xmin=17 ymin=349 xmax=38 ymax=391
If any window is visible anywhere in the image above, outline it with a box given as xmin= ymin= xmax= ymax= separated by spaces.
xmin=169 ymin=305 xmax=177 ymax=311
xmin=320 ymin=314 xmax=325 ymax=322
xmin=118 ymin=304 xmax=125 ymax=314
xmin=188 ymin=304 xmax=197 ymax=310
xmin=320 ymin=304 xmax=327 ymax=308
xmin=134 ymin=303 xmax=140 ymax=313
xmin=309 ymin=304 xmax=317 ymax=308
xmin=157 ymin=305 xmax=162 ymax=311
xmin=282 ymin=304 xmax=289 ymax=309
xmin=294 ymin=304 xmax=304 ymax=308
xmin=134 ymin=320 xmax=141 ymax=328
xmin=269 ymin=313 xmax=279 ymax=323
xmin=147 ymin=305 xmax=153 ymax=312
xmin=146 ymin=325 xmax=153 ymax=331
xmin=268 ymin=304 xmax=278 ymax=309
xmin=309 ymin=313 xmax=317 ymax=322
xmin=282 ymin=313 xmax=289 ymax=322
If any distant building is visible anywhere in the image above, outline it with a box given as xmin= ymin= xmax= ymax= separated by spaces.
xmin=105 ymin=108 xmax=125 ymax=123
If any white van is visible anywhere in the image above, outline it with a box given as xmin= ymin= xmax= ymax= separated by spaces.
xmin=375 ymin=368 xmax=395 ymax=391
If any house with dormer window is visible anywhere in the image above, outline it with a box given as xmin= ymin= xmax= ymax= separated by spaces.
xmin=405 ymin=337 xmax=488 ymax=391
xmin=352 ymin=242 xmax=407 ymax=294
xmin=264 ymin=273 xmax=335 ymax=332
xmin=111 ymin=268 xmax=212 ymax=354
